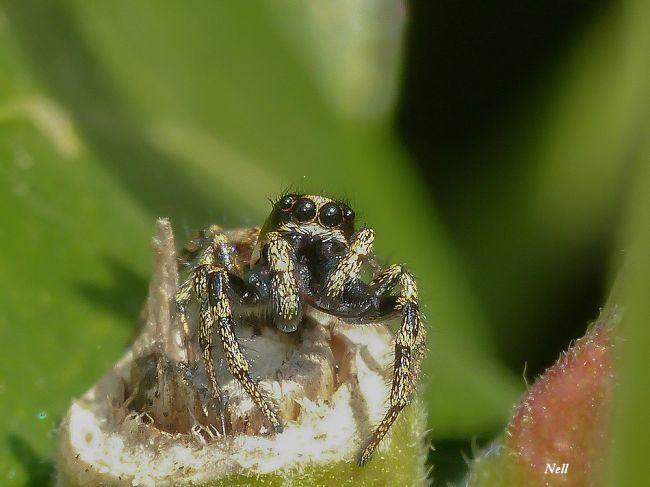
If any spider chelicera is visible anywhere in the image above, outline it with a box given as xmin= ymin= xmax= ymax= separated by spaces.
xmin=175 ymin=194 xmax=426 ymax=465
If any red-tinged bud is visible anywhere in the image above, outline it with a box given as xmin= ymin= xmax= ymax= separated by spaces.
xmin=469 ymin=314 xmax=617 ymax=487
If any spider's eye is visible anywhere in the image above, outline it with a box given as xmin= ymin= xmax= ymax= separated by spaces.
xmin=342 ymin=206 xmax=355 ymax=222
xmin=279 ymin=195 xmax=294 ymax=212
xmin=294 ymin=198 xmax=316 ymax=222
xmin=319 ymin=202 xmax=342 ymax=227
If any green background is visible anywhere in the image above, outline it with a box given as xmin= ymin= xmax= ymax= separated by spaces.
xmin=0 ymin=1 xmax=648 ymax=485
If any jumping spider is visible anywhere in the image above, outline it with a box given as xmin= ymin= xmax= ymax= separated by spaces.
xmin=175 ymin=194 xmax=426 ymax=465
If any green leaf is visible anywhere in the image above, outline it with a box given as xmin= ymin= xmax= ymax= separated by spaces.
xmin=605 ymin=0 xmax=650 ymax=472
xmin=606 ymin=135 xmax=650 ymax=487
xmin=430 ymin=3 xmax=643 ymax=369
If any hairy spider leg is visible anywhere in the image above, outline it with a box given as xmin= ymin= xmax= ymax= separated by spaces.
xmin=176 ymin=225 xmax=230 ymax=363
xmin=198 ymin=296 xmax=226 ymax=435
xmin=324 ymin=228 xmax=375 ymax=299
xmin=318 ymin=229 xmax=424 ymax=464
xmin=176 ymin=257 xmax=228 ymax=434
xmin=175 ymin=277 xmax=196 ymax=362
xmin=175 ymin=234 xmax=282 ymax=435
xmin=357 ymin=265 xmax=425 ymax=465
xmin=177 ymin=224 xmax=224 ymax=269
xmin=207 ymin=268 xmax=283 ymax=434
xmin=264 ymin=231 xmax=303 ymax=333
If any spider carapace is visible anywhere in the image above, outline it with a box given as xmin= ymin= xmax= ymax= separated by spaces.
xmin=175 ymin=194 xmax=426 ymax=465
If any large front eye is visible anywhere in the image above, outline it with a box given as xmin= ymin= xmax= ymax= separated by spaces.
xmin=294 ymin=198 xmax=316 ymax=222
xmin=279 ymin=195 xmax=295 ymax=211
xmin=319 ymin=202 xmax=342 ymax=227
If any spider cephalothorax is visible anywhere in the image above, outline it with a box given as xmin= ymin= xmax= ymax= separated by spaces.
xmin=175 ymin=194 xmax=426 ymax=465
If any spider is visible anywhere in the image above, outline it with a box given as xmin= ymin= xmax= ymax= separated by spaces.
xmin=175 ymin=194 xmax=426 ymax=465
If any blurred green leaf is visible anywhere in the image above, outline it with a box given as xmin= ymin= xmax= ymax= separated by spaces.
xmin=0 ymin=1 xmax=521 ymax=484
xmin=432 ymin=2 xmax=648 ymax=375
xmin=267 ymin=0 xmax=406 ymax=119
xmin=606 ymin=0 xmax=650 ymax=476
xmin=0 ymin=30 xmax=152 ymax=485
xmin=606 ymin=137 xmax=650 ymax=487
